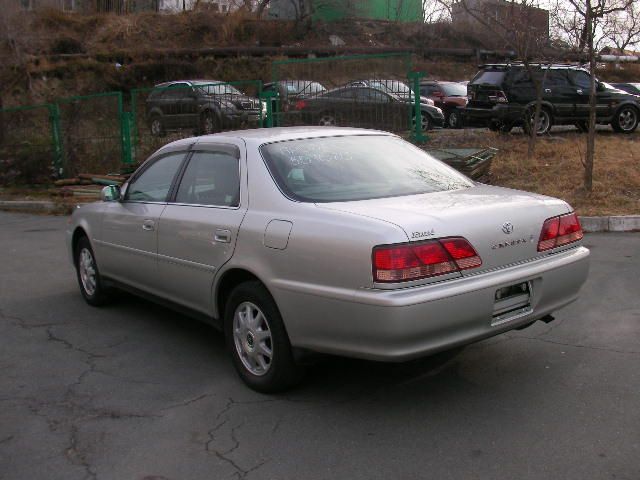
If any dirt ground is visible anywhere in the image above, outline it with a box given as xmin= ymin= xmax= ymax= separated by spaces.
xmin=428 ymin=127 xmax=640 ymax=217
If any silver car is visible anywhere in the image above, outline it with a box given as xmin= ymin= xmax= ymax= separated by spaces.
xmin=67 ymin=127 xmax=590 ymax=392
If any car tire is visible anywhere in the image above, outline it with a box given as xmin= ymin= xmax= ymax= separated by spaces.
xmin=75 ymin=236 xmax=111 ymax=307
xmin=611 ymin=105 xmax=639 ymax=133
xmin=224 ymin=281 xmax=303 ymax=393
xmin=200 ymin=111 xmax=218 ymax=135
xmin=447 ymin=109 xmax=461 ymax=129
xmin=522 ymin=108 xmax=552 ymax=135
xmin=413 ymin=112 xmax=432 ymax=132
xmin=318 ymin=113 xmax=336 ymax=127
xmin=149 ymin=115 xmax=165 ymax=137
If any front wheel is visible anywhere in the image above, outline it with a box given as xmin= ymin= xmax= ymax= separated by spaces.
xmin=75 ymin=236 xmax=111 ymax=306
xmin=224 ymin=281 xmax=302 ymax=393
xmin=412 ymin=112 xmax=432 ymax=132
xmin=611 ymin=105 xmax=639 ymax=133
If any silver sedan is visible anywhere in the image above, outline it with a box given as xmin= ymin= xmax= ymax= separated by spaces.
xmin=67 ymin=127 xmax=590 ymax=392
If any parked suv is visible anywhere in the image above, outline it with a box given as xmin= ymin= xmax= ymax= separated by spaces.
xmin=463 ymin=64 xmax=640 ymax=134
xmin=419 ymin=81 xmax=468 ymax=128
xmin=146 ymin=80 xmax=263 ymax=136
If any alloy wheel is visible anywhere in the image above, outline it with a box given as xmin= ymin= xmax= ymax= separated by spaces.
xmin=233 ymin=301 xmax=273 ymax=376
xmin=78 ymin=248 xmax=97 ymax=296
xmin=617 ymin=108 xmax=638 ymax=131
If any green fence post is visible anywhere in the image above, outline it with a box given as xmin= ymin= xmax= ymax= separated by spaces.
xmin=121 ymin=111 xmax=134 ymax=165
xmin=48 ymin=103 xmax=65 ymax=178
xmin=130 ymin=90 xmax=139 ymax=149
xmin=408 ymin=70 xmax=427 ymax=143
xmin=260 ymin=90 xmax=277 ymax=128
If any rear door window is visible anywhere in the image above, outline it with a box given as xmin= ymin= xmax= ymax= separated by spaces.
xmin=471 ymin=70 xmax=506 ymax=85
xmin=174 ymin=151 xmax=240 ymax=207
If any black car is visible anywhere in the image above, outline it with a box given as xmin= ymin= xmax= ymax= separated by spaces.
xmin=462 ymin=64 xmax=640 ymax=134
xmin=145 ymin=80 xmax=263 ymax=136
xmin=610 ymin=83 xmax=640 ymax=95
xmin=294 ymin=85 xmax=444 ymax=131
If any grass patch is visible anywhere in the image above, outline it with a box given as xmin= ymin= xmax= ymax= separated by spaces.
xmin=427 ymin=129 xmax=640 ymax=216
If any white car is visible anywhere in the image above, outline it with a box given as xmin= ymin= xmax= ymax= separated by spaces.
xmin=67 ymin=127 xmax=590 ymax=392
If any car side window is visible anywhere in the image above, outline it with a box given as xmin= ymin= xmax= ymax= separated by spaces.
xmin=126 ymin=152 xmax=186 ymax=202
xmin=421 ymin=85 xmax=440 ymax=96
xmin=164 ymin=84 xmax=190 ymax=99
xmin=571 ymin=71 xmax=592 ymax=90
xmin=544 ymin=70 xmax=570 ymax=87
xmin=175 ymin=151 xmax=240 ymax=207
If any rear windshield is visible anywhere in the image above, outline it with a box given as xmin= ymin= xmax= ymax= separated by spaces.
xmin=471 ymin=70 xmax=506 ymax=85
xmin=260 ymin=135 xmax=473 ymax=203
xmin=441 ymin=83 xmax=468 ymax=96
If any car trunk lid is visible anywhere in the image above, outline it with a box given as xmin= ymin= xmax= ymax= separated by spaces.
xmin=317 ymin=184 xmax=571 ymax=275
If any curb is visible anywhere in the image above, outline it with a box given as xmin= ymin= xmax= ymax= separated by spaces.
xmin=0 ymin=200 xmax=72 ymax=215
xmin=0 ymin=200 xmax=639 ymax=232
xmin=579 ymin=216 xmax=640 ymax=233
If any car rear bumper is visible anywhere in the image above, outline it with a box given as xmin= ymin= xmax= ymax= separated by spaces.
xmin=274 ymin=246 xmax=589 ymax=361
xmin=462 ymin=104 xmax=524 ymax=126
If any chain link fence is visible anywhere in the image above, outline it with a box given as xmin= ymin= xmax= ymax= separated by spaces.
xmin=57 ymin=92 xmax=126 ymax=178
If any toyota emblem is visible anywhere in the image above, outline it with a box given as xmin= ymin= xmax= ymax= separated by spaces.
xmin=502 ymin=222 xmax=514 ymax=234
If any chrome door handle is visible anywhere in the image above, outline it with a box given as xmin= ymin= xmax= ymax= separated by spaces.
xmin=214 ymin=229 xmax=231 ymax=243
xmin=544 ymin=88 xmax=551 ymax=93
xmin=577 ymin=89 xmax=583 ymax=94
xmin=142 ymin=219 xmax=155 ymax=231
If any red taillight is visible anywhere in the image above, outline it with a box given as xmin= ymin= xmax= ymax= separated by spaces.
xmin=294 ymin=100 xmax=307 ymax=110
xmin=538 ymin=213 xmax=583 ymax=252
xmin=373 ymin=237 xmax=482 ymax=283
xmin=440 ymin=237 xmax=483 ymax=270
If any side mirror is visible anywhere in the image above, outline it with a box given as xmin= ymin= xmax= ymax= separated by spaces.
xmin=100 ymin=185 xmax=121 ymax=202
xmin=597 ymin=82 xmax=606 ymax=92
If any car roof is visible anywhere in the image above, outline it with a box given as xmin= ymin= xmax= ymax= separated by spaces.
xmin=156 ymin=127 xmax=395 ymax=152
xmin=478 ymin=63 xmax=586 ymax=71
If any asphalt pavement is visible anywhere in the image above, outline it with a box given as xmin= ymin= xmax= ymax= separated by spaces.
xmin=1 ymin=211 xmax=639 ymax=480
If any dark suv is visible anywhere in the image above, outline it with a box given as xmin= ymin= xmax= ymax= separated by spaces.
xmin=463 ymin=64 xmax=640 ymax=134
xmin=145 ymin=80 xmax=263 ymax=136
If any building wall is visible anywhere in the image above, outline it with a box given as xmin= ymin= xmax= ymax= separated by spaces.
xmin=268 ymin=0 xmax=423 ymax=22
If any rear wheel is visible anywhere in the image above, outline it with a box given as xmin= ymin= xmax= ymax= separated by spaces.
xmin=75 ymin=236 xmax=111 ymax=307
xmin=200 ymin=111 xmax=218 ymax=135
xmin=318 ymin=113 xmax=336 ymax=127
xmin=447 ymin=109 xmax=462 ymax=129
xmin=149 ymin=116 xmax=165 ymax=137
xmin=224 ymin=281 xmax=302 ymax=393
xmin=522 ymin=108 xmax=552 ymax=135
xmin=611 ymin=105 xmax=639 ymax=133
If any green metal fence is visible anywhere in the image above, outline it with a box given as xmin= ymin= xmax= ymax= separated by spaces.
xmin=0 ymin=56 xmax=432 ymax=186
xmin=130 ymin=80 xmax=264 ymax=163
xmin=57 ymin=91 xmax=126 ymax=178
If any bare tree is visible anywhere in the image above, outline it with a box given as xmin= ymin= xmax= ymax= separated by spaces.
xmin=602 ymin=3 xmax=640 ymax=54
xmin=551 ymin=0 xmax=633 ymax=192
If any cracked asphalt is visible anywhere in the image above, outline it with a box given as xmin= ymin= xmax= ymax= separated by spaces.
xmin=1 ymin=211 xmax=639 ymax=480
